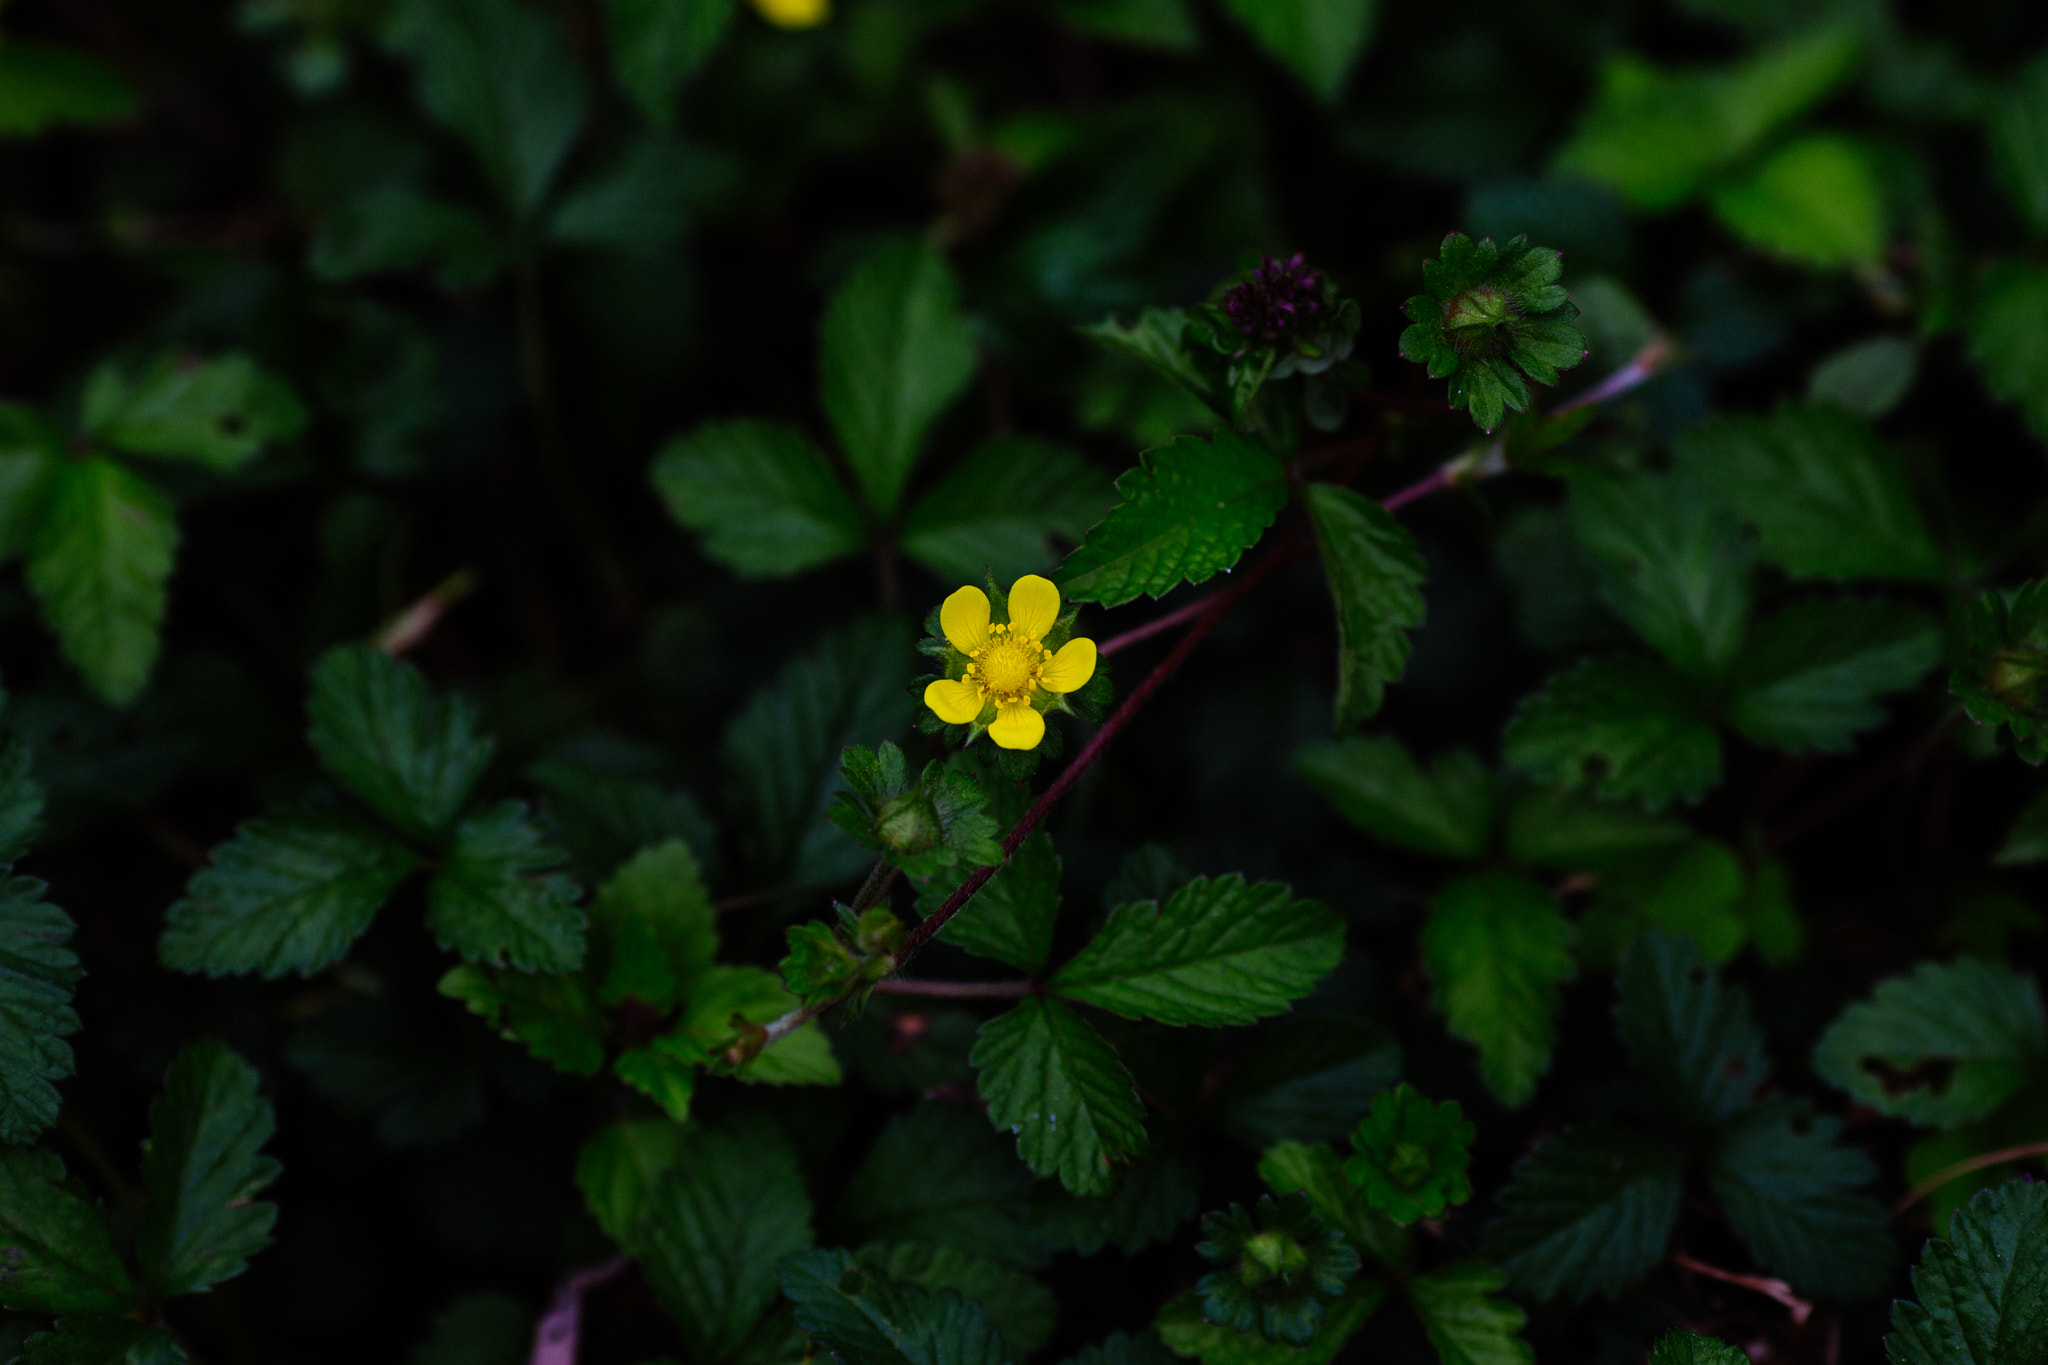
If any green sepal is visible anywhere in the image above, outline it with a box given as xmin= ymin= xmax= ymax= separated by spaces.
xmin=827 ymin=742 xmax=1004 ymax=880
xmin=1953 ymin=580 xmax=2048 ymax=764
xmin=780 ymin=904 xmax=906 ymax=1006
xmin=1343 ymin=1083 xmax=1475 ymax=1226
xmin=1399 ymin=233 xmax=1587 ymax=433
xmin=1193 ymin=1191 xmax=1361 ymax=1346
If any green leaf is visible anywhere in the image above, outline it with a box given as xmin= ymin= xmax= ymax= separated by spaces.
xmin=425 ymin=802 xmax=585 ymax=972
xmin=1030 ymin=1131 xmax=1200 ymax=1258
xmin=680 ymin=964 xmax=842 ymax=1088
xmin=18 ymin=1319 xmax=185 ymax=1365
xmin=1053 ymin=0 xmax=1197 ymax=49
xmin=1214 ymin=0 xmax=1374 ymax=101
xmin=1647 ymin=1331 xmax=1750 ymax=1365
xmin=1056 ymin=432 xmax=1287 ymax=609
xmin=1813 ymin=958 xmax=2047 ymax=1126
xmin=1255 ymin=1140 xmax=1410 ymax=1275
xmin=1210 ymin=1019 xmax=1401 ymax=1150
xmin=0 ymin=405 xmax=61 ymax=565
xmin=136 ymin=1040 xmax=281 ymax=1300
xmin=1967 ymin=262 xmax=2048 ymax=447
xmin=577 ymin=1118 xmax=688 ymax=1248
xmin=1295 ymin=736 xmax=1494 ymax=860
xmin=972 ymin=997 xmax=1148 ymax=1197
xmin=1344 ymin=1084 xmax=1474 ymax=1226
xmin=1482 ymin=1128 xmax=1683 ymax=1303
xmin=1403 ymin=1262 xmax=1534 ymax=1365
xmin=306 ymin=646 xmax=496 ymax=842
xmin=527 ymin=757 xmax=717 ymax=885
xmin=780 ymin=1250 xmax=1008 ymax=1365
xmin=933 ymin=831 xmax=1059 ymax=975
xmin=902 ymin=437 xmax=1114 ymax=585
xmin=0 ymin=43 xmax=138 ymax=135
xmin=1887 ymin=1178 xmax=2048 ymax=1365
xmin=158 ymin=816 xmax=419 ymax=980
xmin=0 ymin=1150 xmax=133 ymax=1315
xmin=25 ymin=457 xmax=177 ymax=707
xmin=307 ymin=187 xmax=508 ymax=288
xmin=1503 ymin=786 xmax=1691 ymax=872
xmin=639 ymin=1119 xmax=815 ymax=1362
xmin=385 ymin=0 xmax=587 ymax=216
xmin=1080 ymin=309 xmax=1217 ymax=411
xmin=1723 ymin=598 xmax=1938 ymax=752
xmin=1955 ymin=580 xmax=2048 ymax=762
xmin=1302 ymin=483 xmax=1428 ymax=729
xmin=548 ymin=136 xmax=696 ymax=251
xmin=1048 ymin=874 xmax=1345 ymax=1027
xmin=650 ymin=420 xmax=868 ymax=577
xmin=1580 ymin=839 xmax=1749 ymax=968
xmin=831 ymin=744 xmax=1004 ymax=883
xmin=0 ymin=877 xmax=80 ymax=1146
xmin=410 ymin=1293 xmax=531 ymax=1365
xmin=1568 ymin=471 xmax=1751 ymax=680
xmin=1502 ymin=655 xmax=1722 ymax=810
xmin=1672 ymin=403 xmax=1941 ymax=584
xmin=80 ymin=354 xmax=306 ymax=471
xmin=1991 ymin=54 xmax=2048 ymax=237
xmin=1809 ymin=335 xmax=1920 ymax=418
xmin=1063 ymin=1332 xmax=1178 ymax=1365
xmin=1711 ymin=133 xmax=1885 ymax=266
xmin=856 ymin=1242 xmax=1057 ymax=1359
xmin=819 ymin=240 xmax=978 ymax=515
xmin=606 ymin=0 xmax=730 ymax=125
xmin=1709 ymin=1098 xmax=1893 ymax=1301
xmin=1615 ymin=930 xmax=1768 ymax=1129
xmin=1153 ymin=1279 xmax=1385 ymax=1365
xmin=1997 ymin=789 xmax=2048 ymax=866
xmin=443 ymin=960 xmax=605 ymax=1077
xmin=1421 ymin=874 xmax=1575 ymax=1108
xmin=835 ymin=1104 xmax=1040 ymax=1270
xmin=589 ymin=838 xmax=715 ymax=1009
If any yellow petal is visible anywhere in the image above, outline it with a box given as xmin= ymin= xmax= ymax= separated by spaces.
xmin=748 ymin=0 xmax=830 ymax=27
xmin=924 ymin=678 xmax=985 ymax=725
xmin=989 ymin=702 xmax=1046 ymax=750
xmin=1039 ymin=637 xmax=1097 ymax=693
xmin=1006 ymin=574 xmax=1062 ymax=642
xmin=941 ymin=586 xmax=990 ymax=655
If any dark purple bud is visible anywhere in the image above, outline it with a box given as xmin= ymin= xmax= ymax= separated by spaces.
xmin=1221 ymin=253 xmax=1328 ymax=345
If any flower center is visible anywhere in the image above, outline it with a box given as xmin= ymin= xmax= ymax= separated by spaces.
xmin=966 ymin=624 xmax=1048 ymax=704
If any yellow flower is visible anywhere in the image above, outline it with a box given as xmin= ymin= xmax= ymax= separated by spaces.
xmin=748 ymin=0 xmax=829 ymax=28
xmin=923 ymin=574 xmax=1097 ymax=751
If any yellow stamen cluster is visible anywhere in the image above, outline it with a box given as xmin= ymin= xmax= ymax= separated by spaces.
xmin=963 ymin=623 xmax=1054 ymax=705
xmin=923 ymin=575 xmax=1098 ymax=751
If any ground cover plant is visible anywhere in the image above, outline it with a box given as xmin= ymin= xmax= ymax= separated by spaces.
xmin=1 ymin=0 xmax=2047 ymax=1361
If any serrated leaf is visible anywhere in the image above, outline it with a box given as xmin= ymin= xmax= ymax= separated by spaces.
xmin=1256 ymin=1142 xmax=1408 ymax=1277
xmin=136 ymin=1040 xmax=281 ymax=1300
xmin=1295 ymin=735 xmax=1494 ymax=861
xmin=442 ymin=961 xmax=605 ymax=1077
xmin=1080 ymin=309 xmax=1217 ymax=410
xmin=1725 ymin=599 xmax=1940 ymax=752
xmin=1711 ymin=133 xmax=1885 ymax=266
xmin=1153 ymin=1279 xmax=1385 ymax=1365
xmin=1030 ymin=1130 xmax=1200 ymax=1258
xmin=306 ymin=646 xmax=496 ymax=842
xmin=24 ymin=457 xmax=177 ymax=707
xmin=836 ymin=1104 xmax=1040 ymax=1270
xmin=1647 ymin=1331 xmax=1749 ymax=1365
xmin=577 ymin=1118 xmax=688 ymax=1248
xmin=780 ymin=1248 xmax=1009 ymax=1365
xmin=650 ymin=419 xmax=868 ymax=577
xmin=19 ymin=1319 xmax=185 ymax=1365
xmin=1502 ymin=654 xmax=1722 ymax=810
xmin=1568 ymin=471 xmax=1751 ymax=680
xmin=589 ymin=838 xmax=715 ymax=1009
xmin=1404 ymin=1262 xmax=1534 ymax=1365
xmin=1616 ymin=930 xmax=1768 ymax=1129
xmin=1048 ymin=875 xmax=1344 ymax=1027
xmin=1302 ymin=483 xmax=1427 ymax=729
xmin=1422 ymin=873 xmax=1574 ymax=1108
xmin=1813 ymin=958 xmax=2047 ymax=1127
xmin=934 ymin=832 xmax=1060 ymax=975
xmin=158 ymin=815 xmax=419 ymax=980
xmin=1709 ymin=1098 xmax=1893 ymax=1301
xmin=1210 ymin=1019 xmax=1401 ymax=1150
xmin=1213 ymin=0 xmax=1374 ymax=102
xmin=425 ymin=801 xmax=584 ymax=972
xmin=80 ymin=353 xmax=305 ymax=471
xmin=606 ymin=0 xmax=732 ymax=126
xmin=857 ymin=1242 xmax=1057 ymax=1359
xmin=0 ymin=877 xmax=79 ymax=1146
xmin=1673 ymin=402 xmax=1941 ymax=584
xmin=1483 ymin=1127 xmax=1682 ymax=1303
xmin=1954 ymin=580 xmax=2048 ymax=762
xmin=1887 ymin=1178 xmax=2048 ymax=1365
xmin=902 ymin=437 xmax=1114 ymax=584
xmin=972 ymin=997 xmax=1147 ymax=1196
xmin=820 ymin=240 xmax=978 ymax=515
xmin=0 ymin=1150 xmax=133 ymax=1315
xmin=639 ymin=1119 xmax=815 ymax=1362
xmin=1056 ymin=432 xmax=1286 ymax=609
xmin=1967 ymin=262 xmax=2048 ymax=447
xmin=0 ymin=737 xmax=46 ymax=864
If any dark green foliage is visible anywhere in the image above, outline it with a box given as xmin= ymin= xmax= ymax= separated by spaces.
xmin=136 ymin=1040 xmax=282 ymax=1300
xmin=973 ymin=997 xmax=1148 ymax=1196
xmin=1708 ymin=1099 xmax=1893 ymax=1301
xmin=0 ymin=877 xmax=80 ymax=1145
xmin=779 ymin=1249 xmax=1009 ymax=1365
xmin=1301 ymin=484 xmax=1428 ymax=729
xmin=1343 ymin=1084 xmax=1474 ymax=1225
xmin=1399 ymin=233 xmax=1586 ymax=432
xmin=1483 ymin=1129 xmax=1683 ymax=1303
xmin=1294 ymin=737 xmax=1494 ymax=860
xmin=1615 ymin=931 xmax=1767 ymax=1129
xmin=1887 ymin=1179 xmax=2048 ymax=1365
xmin=1503 ymin=656 xmax=1721 ymax=809
xmin=1421 ymin=874 xmax=1574 ymax=1107
xmin=1647 ymin=1332 xmax=1748 ymax=1365
xmin=828 ymin=743 xmax=1004 ymax=880
xmin=1956 ymin=580 xmax=2048 ymax=764
xmin=1193 ymin=1192 xmax=1360 ymax=1345
xmin=0 ymin=1150 xmax=135 ymax=1314
xmin=307 ymin=646 xmax=495 ymax=841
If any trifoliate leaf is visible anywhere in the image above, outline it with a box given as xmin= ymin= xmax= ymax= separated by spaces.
xmin=1725 ymin=599 xmax=1940 ymax=752
xmin=1031 ymin=1130 xmax=1201 ymax=1258
xmin=1048 ymin=875 xmax=1344 ymax=1027
xmin=0 ymin=877 xmax=80 ymax=1146
xmin=1647 ymin=1331 xmax=1750 ymax=1365
xmin=1403 ymin=1262 xmax=1534 ymax=1365
xmin=857 ymin=1243 xmax=1057 ymax=1360
xmin=1213 ymin=0 xmax=1373 ymax=102
xmin=1343 ymin=1084 xmax=1473 ymax=1226
xmin=1483 ymin=1128 xmax=1683 ymax=1303
xmin=1194 ymin=1192 xmax=1360 ymax=1346
xmin=306 ymin=646 xmax=496 ymax=842
xmin=1502 ymin=655 xmax=1722 ymax=809
xmin=576 ymin=1118 xmax=688 ymax=1248
xmin=605 ymin=0 xmax=731 ymax=126
xmin=1255 ymin=1140 xmax=1409 ymax=1275
xmin=1672 ymin=402 xmax=1942 ymax=584
xmin=972 ymin=997 xmax=1147 ymax=1197
xmin=425 ymin=801 xmax=584 ymax=972
xmin=1808 ymin=335 xmax=1920 ymax=418
xmin=1421 ymin=874 xmax=1574 ymax=1109
xmin=1056 ymin=432 xmax=1287 ymax=608
xmin=650 ymin=419 xmax=867 ymax=576
xmin=24 ymin=457 xmax=176 ymax=707
xmin=780 ymin=1248 xmax=1008 ymax=1365
xmin=1992 ymin=55 xmax=2048 ymax=238
xmin=1294 ymin=735 xmax=1494 ymax=861
xmin=136 ymin=1039 xmax=281 ymax=1300
xmin=1210 ymin=1019 xmax=1402 ymax=1151
xmin=18 ymin=1319 xmax=185 ymax=1365
xmin=903 ymin=437 xmax=1116 ymax=585
xmin=829 ymin=743 xmax=1004 ymax=882
xmin=0 ymin=1149 xmax=134 ymax=1314
xmin=1302 ymin=483 xmax=1427 ymax=729
xmin=1886 ymin=1178 xmax=2048 ymax=1365
xmin=639 ymin=1119 xmax=815 ymax=1362
xmin=1709 ymin=1098 xmax=1893 ymax=1301
xmin=820 ymin=239 xmax=978 ymax=516
xmin=588 ymin=838 xmax=715 ymax=1009
xmin=1813 ymin=957 xmax=2047 ymax=1126
xmin=1711 ymin=133 xmax=1886 ymax=266
xmin=1616 ymin=930 xmax=1767 ymax=1129
xmin=1955 ymin=580 xmax=2048 ymax=764
xmin=1153 ymin=1279 xmax=1384 ymax=1365
xmin=1398 ymin=233 xmax=1585 ymax=432
xmin=1503 ymin=786 xmax=1691 ymax=872
xmin=441 ymin=962 xmax=605 ymax=1076
xmin=1967 ymin=262 xmax=2048 ymax=447
xmin=1567 ymin=471 xmax=1751 ymax=680
xmin=79 ymin=353 xmax=306 ymax=471
xmin=932 ymin=832 xmax=1060 ymax=976
xmin=158 ymin=815 xmax=419 ymax=980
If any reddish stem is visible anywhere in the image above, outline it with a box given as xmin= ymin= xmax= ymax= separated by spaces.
xmin=1098 ymin=594 xmax=1218 ymax=657
xmin=872 ymin=978 xmax=1036 ymax=998
xmin=1671 ymin=1252 xmax=1812 ymax=1326
xmin=528 ymin=1256 xmax=630 ymax=1365
xmin=1891 ymin=1139 xmax=2048 ymax=1216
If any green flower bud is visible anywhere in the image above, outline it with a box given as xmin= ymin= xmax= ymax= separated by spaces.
xmin=1194 ymin=1191 xmax=1359 ymax=1345
xmin=1400 ymin=232 xmax=1588 ymax=434
xmin=1344 ymin=1083 xmax=1475 ymax=1226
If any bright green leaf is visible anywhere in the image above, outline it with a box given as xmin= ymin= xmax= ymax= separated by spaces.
xmin=25 ymin=457 xmax=177 ymax=707
xmin=589 ymin=838 xmax=716 ymax=1009
xmin=1711 ymin=133 xmax=1886 ymax=266
xmin=1255 ymin=1140 xmax=1410 ymax=1274
xmin=1302 ymin=483 xmax=1428 ymax=729
xmin=576 ymin=1118 xmax=689 ymax=1248
xmin=1421 ymin=873 xmax=1575 ymax=1108
xmin=1967 ymin=262 xmax=2048 ymax=448
xmin=80 ymin=354 xmax=306 ymax=472
xmin=1404 ymin=1262 xmax=1534 ymax=1365
xmin=651 ymin=420 xmax=867 ymax=577
xmin=136 ymin=1040 xmax=281 ymax=1300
